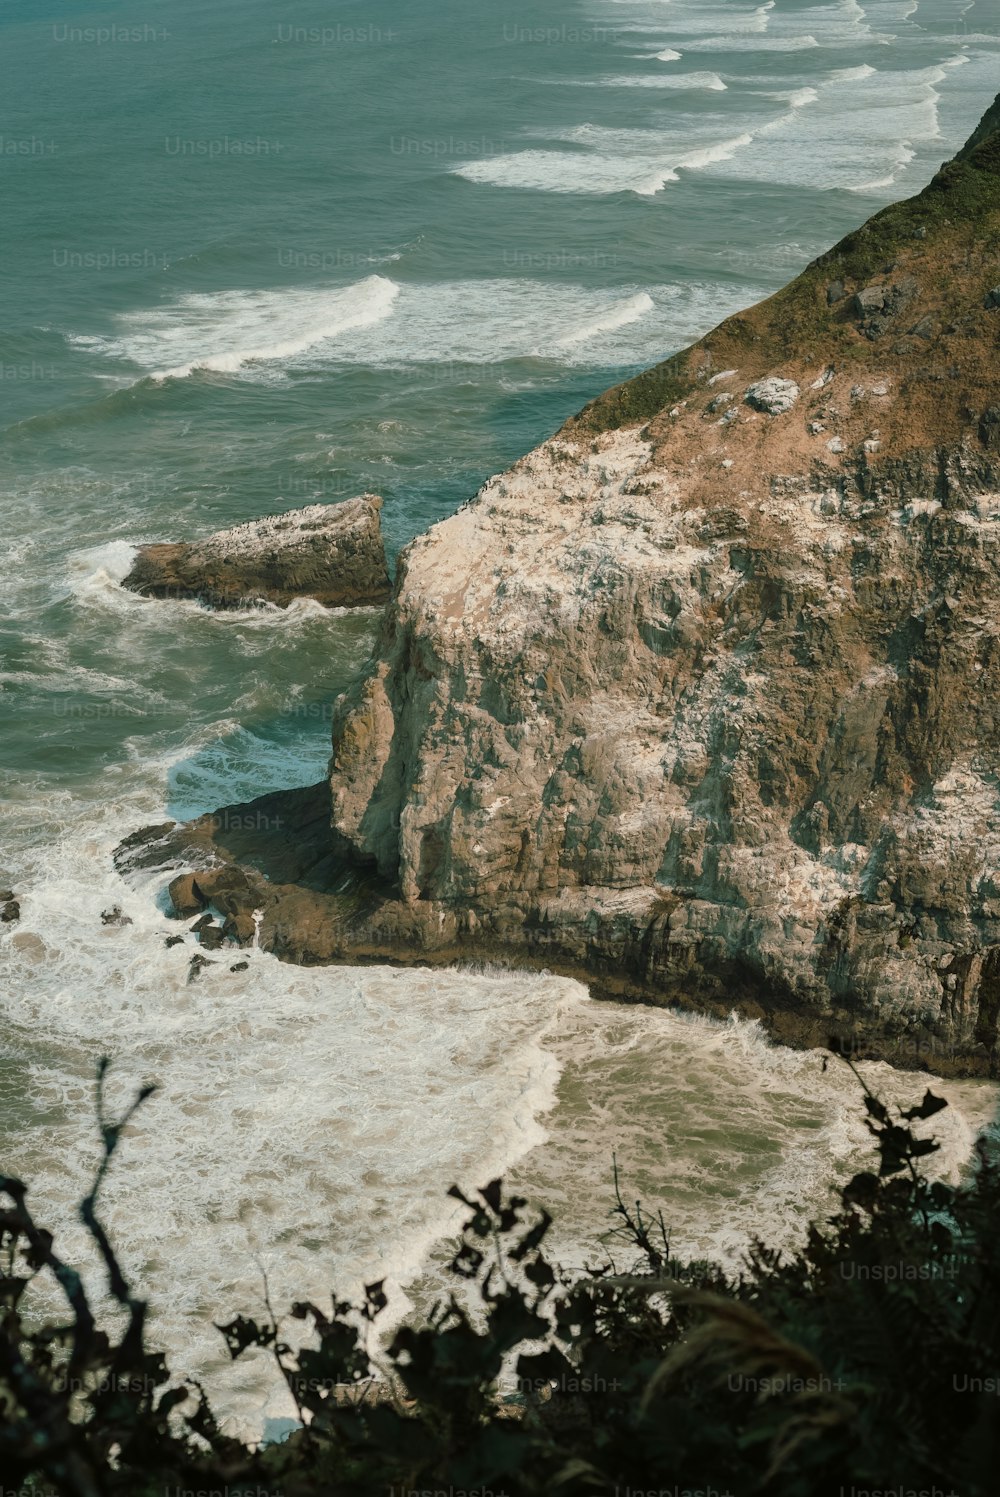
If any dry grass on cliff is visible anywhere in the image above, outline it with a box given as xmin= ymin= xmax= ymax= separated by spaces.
xmin=568 ymin=93 xmax=1000 ymax=478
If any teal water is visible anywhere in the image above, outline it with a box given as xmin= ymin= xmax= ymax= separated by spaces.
xmin=1 ymin=0 xmax=998 ymax=1437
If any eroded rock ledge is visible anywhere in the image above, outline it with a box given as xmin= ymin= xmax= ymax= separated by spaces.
xmin=122 ymin=496 xmax=391 ymax=609
xmin=117 ymin=94 xmax=1000 ymax=1077
xmin=114 ymin=779 xmax=994 ymax=1077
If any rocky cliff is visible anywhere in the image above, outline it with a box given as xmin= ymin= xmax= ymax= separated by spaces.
xmin=120 ymin=94 xmax=1000 ymax=1074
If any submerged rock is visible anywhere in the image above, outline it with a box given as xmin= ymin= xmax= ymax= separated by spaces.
xmin=122 ymin=496 xmax=391 ymax=610
xmin=101 ymin=905 xmax=133 ymax=927
xmin=1 ymin=900 xmax=20 ymax=924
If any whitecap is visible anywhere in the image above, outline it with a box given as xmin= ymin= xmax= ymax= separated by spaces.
xmin=553 ymin=291 xmax=655 ymax=348
xmin=581 ymin=71 xmax=729 ymax=89
xmin=67 ymin=276 xmax=400 ymax=382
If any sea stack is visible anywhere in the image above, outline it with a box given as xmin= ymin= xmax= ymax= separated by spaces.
xmin=122 ymin=495 xmax=391 ymax=609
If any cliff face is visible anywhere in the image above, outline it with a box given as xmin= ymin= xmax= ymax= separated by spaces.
xmin=325 ymin=96 xmax=1000 ymax=1063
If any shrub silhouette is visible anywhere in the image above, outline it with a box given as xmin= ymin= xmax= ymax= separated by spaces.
xmin=2 ymin=1056 xmax=998 ymax=1496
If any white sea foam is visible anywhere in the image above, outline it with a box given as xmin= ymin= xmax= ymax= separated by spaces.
xmin=595 ymin=70 xmax=728 ymax=89
xmin=455 ymin=128 xmax=757 ymax=196
xmin=607 ymin=0 xmax=774 ymax=40
xmin=554 ymin=291 xmax=655 ymax=348
xmin=69 ymin=276 xmax=738 ymax=369
xmin=767 ymin=86 xmax=821 ymax=108
xmin=681 ymin=34 xmax=822 ymax=51
xmin=694 ymin=59 xmax=955 ymax=192
xmin=829 ymin=63 xmax=879 ymax=80
xmin=67 ymin=276 xmax=400 ymax=381
xmin=0 ymin=765 xmax=584 ymax=1437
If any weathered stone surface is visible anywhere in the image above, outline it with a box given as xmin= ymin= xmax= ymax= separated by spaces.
xmin=194 ymin=867 xmax=255 ymax=914
xmin=122 ymin=497 xmax=391 ymax=610
xmin=223 ymin=911 xmax=257 ymax=946
xmin=853 ymin=286 xmax=886 ymax=315
xmin=168 ymin=873 xmax=206 ymax=918
xmin=744 ymin=377 xmax=800 ymax=414
xmin=1 ymin=901 xmax=20 ymax=924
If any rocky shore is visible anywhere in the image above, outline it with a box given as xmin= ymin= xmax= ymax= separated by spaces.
xmin=117 ymin=94 xmax=1000 ymax=1076
xmin=122 ymin=495 xmax=391 ymax=609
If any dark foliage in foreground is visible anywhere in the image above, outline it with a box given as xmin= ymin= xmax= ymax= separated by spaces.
xmin=1 ymin=1057 xmax=998 ymax=1497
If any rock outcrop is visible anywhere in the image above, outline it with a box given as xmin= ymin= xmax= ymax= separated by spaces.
xmin=122 ymin=496 xmax=391 ymax=609
xmin=117 ymin=93 xmax=1000 ymax=1075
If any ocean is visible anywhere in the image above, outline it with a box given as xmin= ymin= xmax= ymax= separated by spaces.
xmin=1 ymin=0 xmax=998 ymax=1439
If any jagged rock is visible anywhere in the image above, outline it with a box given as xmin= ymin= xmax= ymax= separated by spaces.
xmin=984 ymin=287 xmax=1000 ymax=309
xmin=187 ymin=954 xmax=212 ymax=984
xmin=199 ymin=924 xmax=225 ymax=951
xmin=101 ymin=905 xmax=132 ymax=927
xmin=230 ymin=961 xmax=250 ymax=973
xmin=194 ymin=866 xmax=254 ymax=914
xmin=122 ymin=497 xmax=391 ymax=610
xmin=223 ymin=912 xmax=257 ymax=946
xmin=165 ymin=934 xmax=185 ymax=948
xmin=853 ymin=285 xmax=886 ymax=315
xmin=0 ymin=890 xmax=13 ymax=903
xmin=826 ymin=280 xmax=846 ymax=305
xmin=169 ymin=873 xmax=206 ymax=918
xmin=191 ymin=913 xmax=216 ymax=934
xmin=852 ymin=275 xmax=920 ymax=340
xmin=744 ymin=378 xmax=800 ymax=415
xmin=980 ymin=409 xmax=1000 ymax=449
xmin=1 ymin=901 xmax=20 ymax=924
